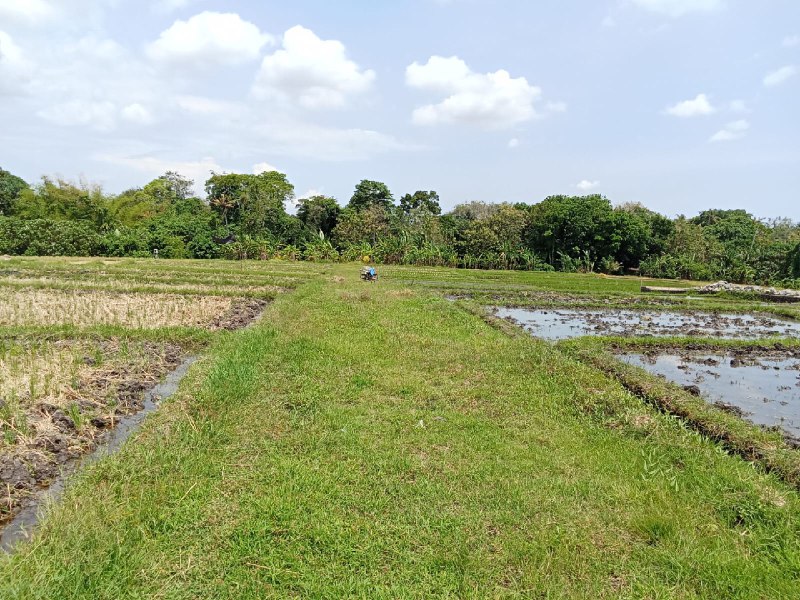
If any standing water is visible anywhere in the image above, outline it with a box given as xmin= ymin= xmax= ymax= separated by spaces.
xmin=619 ymin=352 xmax=800 ymax=438
xmin=496 ymin=308 xmax=800 ymax=341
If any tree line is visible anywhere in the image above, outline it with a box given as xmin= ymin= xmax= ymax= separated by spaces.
xmin=1 ymin=166 xmax=799 ymax=285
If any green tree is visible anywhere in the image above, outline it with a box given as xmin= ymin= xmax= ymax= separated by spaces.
xmin=347 ymin=180 xmax=394 ymax=212
xmin=14 ymin=177 xmax=113 ymax=230
xmin=526 ymin=195 xmax=621 ymax=269
xmin=613 ymin=203 xmax=675 ymax=269
xmin=333 ymin=205 xmax=392 ymax=247
xmin=297 ymin=195 xmax=341 ymax=238
xmin=206 ymin=171 xmax=296 ymax=239
xmin=399 ymin=190 xmax=441 ymax=216
xmin=0 ymin=167 xmax=29 ymax=216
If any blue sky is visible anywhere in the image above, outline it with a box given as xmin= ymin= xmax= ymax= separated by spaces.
xmin=1 ymin=0 xmax=798 ymax=218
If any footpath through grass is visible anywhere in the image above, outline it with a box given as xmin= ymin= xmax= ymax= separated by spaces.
xmin=1 ymin=269 xmax=799 ymax=598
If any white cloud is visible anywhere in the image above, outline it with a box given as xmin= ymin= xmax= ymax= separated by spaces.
xmin=253 ymin=162 xmax=281 ymax=174
xmin=665 ymin=93 xmax=715 ymax=117
xmin=0 ymin=0 xmax=54 ymax=24
xmin=97 ymin=155 xmax=223 ymax=192
xmin=121 ymin=103 xmax=155 ymax=125
xmin=508 ymin=138 xmax=520 ymax=149
xmin=253 ymin=26 xmax=375 ymax=109
xmin=577 ymin=180 xmax=600 ymax=191
xmin=783 ymin=35 xmax=800 ymax=48
xmin=763 ymin=65 xmax=798 ymax=87
xmin=146 ymin=12 xmax=272 ymax=68
xmin=601 ymin=16 xmax=617 ymax=28
xmin=38 ymin=100 xmax=118 ymax=132
xmin=0 ymin=31 xmax=31 ymax=95
xmin=406 ymin=55 xmax=542 ymax=129
xmin=631 ymin=0 xmax=724 ymax=17
xmin=709 ymin=119 xmax=749 ymax=142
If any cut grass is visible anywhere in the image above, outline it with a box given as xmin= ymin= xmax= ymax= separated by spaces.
xmin=1 ymin=268 xmax=799 ymax=598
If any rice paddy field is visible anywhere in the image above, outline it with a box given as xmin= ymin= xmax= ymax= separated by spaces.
xmin=1 ymin=256 xmax=799 ymax=598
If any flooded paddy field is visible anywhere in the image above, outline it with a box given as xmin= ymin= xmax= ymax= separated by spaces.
xmin=496 ymin=307 xmax=800 ymax=341
xmin=618 ymin=350 xmax=800 ymax=439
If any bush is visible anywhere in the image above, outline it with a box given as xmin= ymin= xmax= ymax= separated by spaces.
xmin=639 ymin=254 xmax=716 ymax=281
xmin=0 ymin=217 xmax=101 ymax=256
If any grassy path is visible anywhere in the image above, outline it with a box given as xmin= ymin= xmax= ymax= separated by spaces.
xmin=2 ymin=273 xmax=799 ymax=597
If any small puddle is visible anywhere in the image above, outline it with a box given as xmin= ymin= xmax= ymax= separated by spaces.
xmin=619 ymin=352 xmax=800 ymax=438
xmin=0 ymin=356 xmax=197 ymax=553
xmin=496 ymin=308 xmax=800 ymax=341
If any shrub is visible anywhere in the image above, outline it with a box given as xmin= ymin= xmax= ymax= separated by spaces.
xmin=0 ymin=217 xmax=101 ymax=256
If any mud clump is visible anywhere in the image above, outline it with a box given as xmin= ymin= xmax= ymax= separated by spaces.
xmin=209 ymin=299 xmax=268 ymax=331
xmin=713 ymin=401 xmax=750 ymax=418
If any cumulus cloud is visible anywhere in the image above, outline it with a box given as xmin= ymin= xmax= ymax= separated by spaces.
xmin=577 ymin=180 xmax=600 ymax=191
xmin=709 ymin=119 xmax=749 ymax=142
xmin=631 ymin=0 xmax=724 ymax=17
xmin=763 ymin=65 xmax=798 ymax=87
xmin=0 ymin=31 xmax=32 ymax=95
xmin=508 ymin=138 xmax=520 ymax=149
xmin=665 ymin=93 xmax=715 ymax=117
xmin=406 ymin=55 xmax=542 ymax=129
xmin=0 ymin=0 xmax=54 ymax=24
xmin=253 ymin=26 xmax=375 ymax=109
xmin=146 ymin=12 xmax=272 ymax=68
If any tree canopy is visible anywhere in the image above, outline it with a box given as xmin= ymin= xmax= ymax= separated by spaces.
xmin=1 ymin=167 xmax=798 ymax=286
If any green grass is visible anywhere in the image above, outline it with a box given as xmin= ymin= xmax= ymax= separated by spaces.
xmin=1 ymin=263 xmax=799 ymax=598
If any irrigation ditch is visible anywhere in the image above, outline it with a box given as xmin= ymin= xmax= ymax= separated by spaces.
xmin=0 ymin=296 xmax=270 ymax=552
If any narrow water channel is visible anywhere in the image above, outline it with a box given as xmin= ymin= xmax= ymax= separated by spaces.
xmin=0 ymin=356 xmax=197 ymax=553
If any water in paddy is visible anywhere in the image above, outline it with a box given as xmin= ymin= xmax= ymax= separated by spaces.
xmin=496 ymin=307 xmax=800 ymax=341
xmin=619 ymin=352 xmax=800 ymax=438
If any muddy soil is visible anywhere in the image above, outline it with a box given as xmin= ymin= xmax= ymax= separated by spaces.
xmin=0 ymin=342 xmax=183 ymax=526
xmin=619 ymin=349 xmax=800 ymax=438
xmin=496 ymin=307 xmax=800 ymax=341
xmin=448 ymin=291 xmax=681 ymax=308
xmin=209 ymin=298 xmax=268 ymax=330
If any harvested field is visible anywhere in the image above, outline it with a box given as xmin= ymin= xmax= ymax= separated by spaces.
xmin=0 ymin=338 xmax=184 ymax=523
xmin=0 ymin=288 xmax=234 ymax=329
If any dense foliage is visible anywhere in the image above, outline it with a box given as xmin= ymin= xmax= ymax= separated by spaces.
xmin=1 ymin=165 xmax=798 ymax=285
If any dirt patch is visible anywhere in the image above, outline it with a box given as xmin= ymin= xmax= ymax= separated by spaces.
xmin=0 ymin=341 xmax=183 ymax=525
xmin=208 ymin=299 xmax=268 ymax=331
